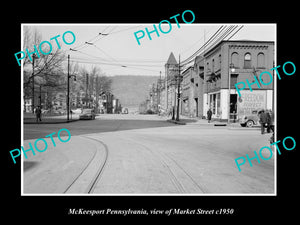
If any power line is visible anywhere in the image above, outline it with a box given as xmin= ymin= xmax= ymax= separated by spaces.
xmin=180 ymin=25 xmax=243 ymax=67
xmin=181 ymin=25 xmax=227 ymax=64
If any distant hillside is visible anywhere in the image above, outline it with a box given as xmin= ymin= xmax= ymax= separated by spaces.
xmin=110 ymin=75 xmax=159 ymax=111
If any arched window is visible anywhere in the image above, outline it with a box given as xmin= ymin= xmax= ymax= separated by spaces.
xmin=231 ymin=52 xmax=239 ymax=68
xmin=244 ymin=53 xmax=252 ymax=68
xmin=257 ymin=52 xmax=265 ymax=68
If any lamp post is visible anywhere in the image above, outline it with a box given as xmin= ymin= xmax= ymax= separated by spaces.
xmin=228 ymin=63 xmax=235 ymax=123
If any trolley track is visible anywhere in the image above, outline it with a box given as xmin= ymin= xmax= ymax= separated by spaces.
xmin=119 ymin=136 xmax=207 ymax=194
xmin=64 ymin=135 xmax=109 ymax=194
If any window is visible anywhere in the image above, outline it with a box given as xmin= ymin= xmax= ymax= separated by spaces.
xmin=206 ymin=62 xmax=210 ymax=72
xmin=231 ymin=52 xmax=239 ymax=68
xmin=212 ymin=59 xmax=215 ymax=72
xmin=230 ymin=74 xmax=238 ymax=88
xmin=257 ymin=52 xmax=265 ymax=68
xmin=244 ymin=53 xmax=252 ymax=68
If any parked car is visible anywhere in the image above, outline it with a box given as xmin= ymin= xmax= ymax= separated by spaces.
xmin=240 ymin=109 xmax=264 ymax=127
xmin=79 ymin=109 xmax=95 ymax=120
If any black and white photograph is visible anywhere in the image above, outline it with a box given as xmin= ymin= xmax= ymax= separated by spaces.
xmin=4 ymin=4 xmax=298 ymax=221
xmin=20 ymin=23 xmax=276 ymax=195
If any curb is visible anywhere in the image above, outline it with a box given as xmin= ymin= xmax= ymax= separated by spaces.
xmin=166 ymin=119 xmax=186 ymax=125
xmin=23 ymin=119 xmax=79 ymax=124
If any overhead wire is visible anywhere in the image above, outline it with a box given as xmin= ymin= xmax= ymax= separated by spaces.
xmin=67 ymin=24 xmax=244 ymax=75
xmin=180 ymin=25 xmax=242 ymax=67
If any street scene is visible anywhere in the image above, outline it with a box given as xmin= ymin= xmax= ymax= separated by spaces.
xmin=22 ymin=24 xmax=276 ymax=195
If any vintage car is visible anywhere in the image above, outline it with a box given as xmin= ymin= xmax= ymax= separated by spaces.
xmin=79 ymin=108 xmax=96 ymax=120
xmin=239 ymin=109 xmax=264 ymax=127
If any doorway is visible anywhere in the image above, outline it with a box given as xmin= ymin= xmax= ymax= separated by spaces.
xmin=230 ymin=94 xmax=237 ymax=120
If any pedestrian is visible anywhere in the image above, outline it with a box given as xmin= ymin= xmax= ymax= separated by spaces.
xmin=207 ymin=108 xmax=212 ymax=123
xmin=259 ymin=109 xmax=268 ymax=134
xmin=267 ymin=109 xmax=274 ymax=133
xmin=35 ymin=106 xmax=42 ymax=123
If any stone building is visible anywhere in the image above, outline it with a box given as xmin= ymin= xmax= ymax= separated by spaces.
xmin=164 ymin=52 xmax=179 ymax=114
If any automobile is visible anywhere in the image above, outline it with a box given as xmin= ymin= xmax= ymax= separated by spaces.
xmin=79 ymin=109 xmax=96 ymax=120
xmin=122 ymin=108 xmax=129 ymax=114
xmin=239 ymin=109 xmax=264 ymax=127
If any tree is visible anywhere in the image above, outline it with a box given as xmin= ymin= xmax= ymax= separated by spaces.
xmin=23 ymin=26 xmax=67 ymax=112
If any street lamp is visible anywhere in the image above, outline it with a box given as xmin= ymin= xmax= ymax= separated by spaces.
xmin=228 ymin=63 xmax=235 ymax=123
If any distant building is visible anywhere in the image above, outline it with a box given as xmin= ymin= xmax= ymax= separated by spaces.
xmin=164 ymin=52 xmax=179 ymax=114
xmin=181 ymin=66 xmax=193 ymax=117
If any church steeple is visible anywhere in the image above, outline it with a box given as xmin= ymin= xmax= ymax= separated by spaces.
xmin=165 ymin=52 xmax=178 ymax=66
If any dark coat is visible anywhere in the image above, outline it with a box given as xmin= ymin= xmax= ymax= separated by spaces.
xmin=36 ymin=108 xmax=41 ymax=115
xmin=207 ymin=110 xmax=212 ymax=120
xmin=259 ymin=112 xmax=268 ymax=124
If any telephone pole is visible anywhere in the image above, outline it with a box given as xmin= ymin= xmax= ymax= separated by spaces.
xmin=67 ymin=54 xmax=76 ymax=121
xmin=176 ymin=55 xmax=182 ymax=121
xmin=67 ymin=54 xmax=70 ymax=121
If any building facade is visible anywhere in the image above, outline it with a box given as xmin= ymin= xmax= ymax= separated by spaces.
xmin=203 ymin=40 xmax=274 ymax=120
xmin=146 ymin=40 xmax=274 ymax=121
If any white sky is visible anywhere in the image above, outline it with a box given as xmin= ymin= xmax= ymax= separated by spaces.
xmin=22 ymin=23 xmax=276 ymax=76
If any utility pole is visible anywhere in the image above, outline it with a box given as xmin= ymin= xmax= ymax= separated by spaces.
xmin=67 ymin=54 xmax=70 ymax=121
xmin=86 ymin=73 xmax=89 ymax=107
xmin=67 ymin=54 xmax=77 ymax=121
xmin=176 ymin=55 xmax=181 ymax=121
xmin=32 ymin=55 xmax=36 ymax=114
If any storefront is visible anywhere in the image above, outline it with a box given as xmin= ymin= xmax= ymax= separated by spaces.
xmin=204 ymin=89 xmax=272 ymax=121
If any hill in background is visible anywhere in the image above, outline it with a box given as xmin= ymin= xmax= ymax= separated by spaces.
xmin=110 ymin=75 xmax=159 ymax=112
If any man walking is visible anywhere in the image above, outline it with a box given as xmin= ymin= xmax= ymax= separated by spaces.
xmin=259 ymin=109 xmax=268 ymax=134
xmin=266 ymin=109 xmax=274 ymax=133
xmin=207 ymin=108 xmax=212 ymax=123
xmin=35 ymin=106 xmax=42 ymax=123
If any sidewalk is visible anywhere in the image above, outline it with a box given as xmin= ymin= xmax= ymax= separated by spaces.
xmin=165 ymin=115 xmax=227 ymax=126
xmin=23 ymin=113 xmax=79 ymax=124
xmin=164 ymin=114 xmax=260 ymax=129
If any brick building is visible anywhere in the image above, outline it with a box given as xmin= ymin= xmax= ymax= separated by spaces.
xmin=203 ymin=40 xmax=274 ymax=120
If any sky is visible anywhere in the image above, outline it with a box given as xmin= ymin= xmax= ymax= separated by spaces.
xmin=22 ymin=23 xmax=276 ymax=77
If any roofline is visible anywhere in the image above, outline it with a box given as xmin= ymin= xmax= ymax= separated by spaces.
xmin=203 ymin=40 xmax=274 ymax=57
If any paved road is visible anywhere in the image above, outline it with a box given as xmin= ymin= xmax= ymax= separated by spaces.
xmin=23 ymin=114 xmax=274 ymax=194
xmin=23 ymin=114 xmax=178 ymax=140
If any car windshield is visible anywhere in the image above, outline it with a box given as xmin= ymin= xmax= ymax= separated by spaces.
xmin=82 ymin=109 xmax=92 ymax=114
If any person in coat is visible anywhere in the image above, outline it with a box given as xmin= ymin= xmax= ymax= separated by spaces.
xmin=35 ymin=106 xmax=42 ymax=123
xmin=266 ymin=109 xmax=274 ymax=133
xmin=207 ymin=108 xmax=212 ymax=123
xmin=259 ymin=109 xmax=268 ymax=134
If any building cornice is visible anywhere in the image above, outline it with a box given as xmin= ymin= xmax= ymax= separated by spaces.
xmin=229 ymin=44 xmax=269 ymax=50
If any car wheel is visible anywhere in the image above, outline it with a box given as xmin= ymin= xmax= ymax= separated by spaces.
xmin=246 ymin=120 xmax=254 ymax=127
